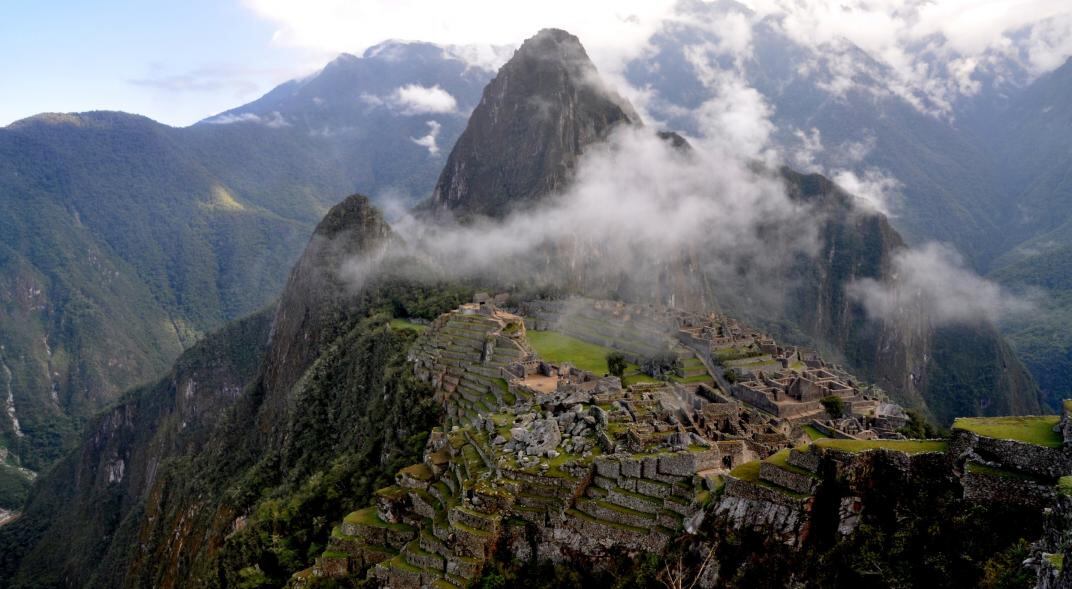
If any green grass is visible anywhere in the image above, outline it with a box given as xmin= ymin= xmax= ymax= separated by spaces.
xmin=527 ymin=330 xmax=639 ymax=376
xmin=965 ymin=461 xmax=1045 ymax=482
xmin=952 ymin=415 xmax=1062 ymax=448
xmin=729 ymin=460 xmax=761 ymax=481
xmin=390 ymin=318 xmax=428 ymax=333
xmin=765 ymin=449 xmax=817 ymax=478
xmin=398 ymin=463 xmax=434 ymax=481
xmin=813 ymin=438 xmax=948 ymax=454
xmin=1058 ymin=476 xmax=1072 ymax=496
xmin=728 ymin=458 xmax=811 ymax=499
xmin=622 ymin=372 xmax=659 ymax=386
xmin=803 ymin=425 xmax=829 ymax=440
xmin=344 ymin=507 xmax=414 ymax=532
xmin=1046 ymin=553 xmax=1065 ymax=570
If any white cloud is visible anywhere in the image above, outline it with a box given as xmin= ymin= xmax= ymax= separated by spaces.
xmin=205 ymin=110 xmax=291 ymax=127
xmin=392 ymin=84 xmax=458 ymax=114
xmin=831 ymin=168 xmax=901 ymax=217
xmin=244 ymin=0 xmax=678 ymax=76
xmin=360 ymin=85 xmax=460 ymax=115
xmin=684 ymin=44 xmax=777 ymax=161
xmin=411 ymin=120 xmax=443 ymax=155
xmin=343 ymin=126 xmax=821 ymax=318
xmin=735 ymin=0 xmax=1072 ymax=115
xmin=847 ymin=242 xmax=1033 ymax=326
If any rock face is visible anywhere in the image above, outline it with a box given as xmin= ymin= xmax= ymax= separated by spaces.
xmin=0 ymin=310 xmax=274 ymax=587
xmin=259 ymin=194 xmax=395 ymax=422
xmin=427 ymin=28 xmax=638 ymax=218
xmin=775 ymin=169 xmax=1043 ymax=422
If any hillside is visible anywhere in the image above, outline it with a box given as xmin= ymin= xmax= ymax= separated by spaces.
xmin=0 ymin=42 xmax=491 ymax=496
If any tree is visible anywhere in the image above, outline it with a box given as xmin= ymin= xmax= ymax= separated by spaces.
xmin=606 ymin=352 xmax=627 ymax=379
xmin=641 ymin=351 xmax=683 ymax=381
xmin=821 ymin=395 xmax=845 ymax=419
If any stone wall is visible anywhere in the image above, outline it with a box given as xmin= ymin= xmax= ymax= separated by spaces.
xmin=962 ymin=466 xmax=1056 ymax=508
xmin=951 ymin=429 xmax=1072 ymax=479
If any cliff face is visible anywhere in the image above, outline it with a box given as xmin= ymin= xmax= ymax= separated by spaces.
xmin=427 ymin=28 xmax=638 ymax=218
xmin=775 ymin=170 xmax=1042 ymax=421
xmin=0 ymin=309 xmax=273 ymax=587
xmin=706 ymin=443 xmax=1045 ymax=588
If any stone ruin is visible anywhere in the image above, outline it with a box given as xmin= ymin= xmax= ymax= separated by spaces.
xmin=292 ymin=297 xmax=920 ymax=587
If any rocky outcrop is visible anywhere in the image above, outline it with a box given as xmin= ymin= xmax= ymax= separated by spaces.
xmin=426 ymin=28 xmax=638 ymax=218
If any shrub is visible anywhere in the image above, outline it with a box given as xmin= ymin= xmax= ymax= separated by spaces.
xmin=821 ymin=395 xmax=845 ymax=419
xmin=606 ymin=352 xmax=627 ymax=378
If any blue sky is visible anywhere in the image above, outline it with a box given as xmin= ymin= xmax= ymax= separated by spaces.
xmin=0 ymin=0 xmax=324 ymax=127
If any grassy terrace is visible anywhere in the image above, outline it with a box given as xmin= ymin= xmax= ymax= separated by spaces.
xmin=389 ymin=318 xmax=428 ymax=333
xmin=965 ymin=461 xmax=1048 ymax=482
xmin=952 ymin=415 xmax=1062 ymax=448
xmin=527 ymin=330 xmax=654 ymax=383
xmin=803 ymin=425 xmax=829 ymax=440
xmin=729 ymin=460 xmax=761 ymax=482
xmin=344 ymin=507 xmax=414 ymax=532
xmin=527 ymin=329 xmax=712 ymax=386
xmin=727 ymin=459 xmax=810 ymax=499
xmin=765 ymin=448 xmax=818 ymax=478
xmin=813 ymin=438 xmax=948 ymax=454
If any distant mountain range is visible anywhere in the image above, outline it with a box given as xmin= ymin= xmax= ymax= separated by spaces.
xmin=0 ymin=42 xmax=490 ymax=504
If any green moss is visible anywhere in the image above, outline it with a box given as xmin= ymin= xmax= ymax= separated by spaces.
xmin=952 ymin=415 xmax=1062 ymax=448
xmin=398 ymin=463 xmax=434 ymax=481
xmin=382 ymin=555 xmax=423 ymax=573
xmin=813 ymin=438 xmax=948 ymax=454
xmin=1046 ymin=553 xmax=1065 ymax=570
xmin=1058 ymin=476 xmax=1072 ymax=496
xmin=321 ymin=550 xmax=347 ymax=559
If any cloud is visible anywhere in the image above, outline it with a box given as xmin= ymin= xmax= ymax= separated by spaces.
xmin=360 ymin=84 xmax=460 ymax=116
xmin=831 ymin=168 xmax=901 ymax=217
xmin=392 ymin=84 xmax=458 ymax=114
xmin=244 ymin=0 xmax=677 ymax=76
xmin=734 ymin=0 xmax=1072 ymax=115
xmin=342 ymin=126 xmax=821 ymax=317
xmin=205 ymin=111 xmax=291 ymax=128
xmin=847 ymin=242 xmax=1034 ymax=326
xmin=411 ymin=120 xmax=443 ymax=155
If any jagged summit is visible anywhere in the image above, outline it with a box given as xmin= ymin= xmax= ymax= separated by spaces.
xmin=426 ymin=28 xmax=640 ymax=218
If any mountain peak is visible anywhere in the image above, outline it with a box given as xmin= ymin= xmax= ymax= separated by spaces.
xmin=426 ymin=29 xmax=639 ymax=218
